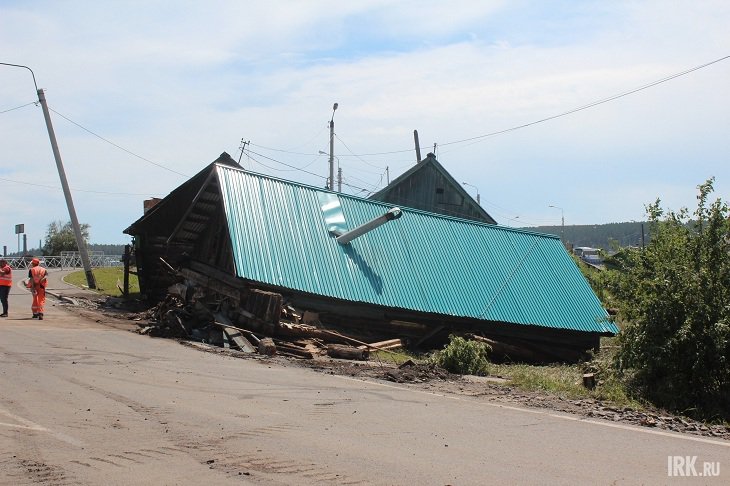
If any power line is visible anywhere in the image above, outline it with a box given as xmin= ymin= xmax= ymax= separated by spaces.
xmin=248 ymin=124 xmax=328 ymax=155
xmin=248 ymin=143 xmax=320 ymax=156
xmin=244 ymin=148 xmax=376 ymax=195
xmin=439 ymin=54 xmax=730 ymax=149
xmin=0 ymin=101 xmax=37 ymax=115
xmin=334 ymin=134 xmax=386 ymax=170
xmin=251 ymin=55 xmax=730 ymax=158
xmin=48 ymin=108 xmax=189 ymax=177
xmin=245 ymin=148 xmax=327 ymax=179
xmin=0 ymin=176 xmax=156 ymax=196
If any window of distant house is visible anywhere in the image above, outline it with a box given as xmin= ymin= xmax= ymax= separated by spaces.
xmin=435 ymin=187 xmax=463 ymax=206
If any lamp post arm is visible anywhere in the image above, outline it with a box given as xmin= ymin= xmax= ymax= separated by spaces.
xmin=0 ymin=62 xmax=38 ymax=93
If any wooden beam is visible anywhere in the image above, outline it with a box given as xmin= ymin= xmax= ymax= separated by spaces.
xmin=223 ymin=327 xmax=256 ymax=353
xmin=326 ymin=344 xmax=369 ymax=361
xmin=357 ymin=339 xmax=403 ymax=351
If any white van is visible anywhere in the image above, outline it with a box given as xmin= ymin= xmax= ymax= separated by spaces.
xmin=575 ymin=247 xmax=602 ymax=265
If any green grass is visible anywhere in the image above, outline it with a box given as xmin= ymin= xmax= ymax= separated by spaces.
xmin=490 ymin=362 xmax=589 ymax=397
xmin=412 ymin=335 xmax=644 ymax=410
xmin=485 ymin=361 xmax=643 ymax=410
xmin=64 ymin=267 xmax=140 ymax=298
xmin=488 ymin=343 xmax=644 ymax=410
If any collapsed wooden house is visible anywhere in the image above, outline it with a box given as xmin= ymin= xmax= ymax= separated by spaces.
xmin=124 ymin=153 xmax=618 ymax=362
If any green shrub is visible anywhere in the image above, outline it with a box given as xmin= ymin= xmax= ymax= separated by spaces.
xmin=433 ymin=335 xmax=490 ymax=376
xmin=614 ymin=178 xmax=730 ymax=421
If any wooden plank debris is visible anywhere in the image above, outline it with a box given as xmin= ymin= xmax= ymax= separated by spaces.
xmin=326 ymin=344 xmax=369 ymax=361
xmin=357 ymin=339 xmax=403 ymax=351
xmin=222 ymin=328 xmax=256 ymax=353
xmin=138 ymin=260 xmax=600 ymax=364
xmin=258 ymin=337 xmax=276 ymax=356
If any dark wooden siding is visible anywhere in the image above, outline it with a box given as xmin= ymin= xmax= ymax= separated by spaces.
xmin=372 ymin=163 xmax=493 ymax=223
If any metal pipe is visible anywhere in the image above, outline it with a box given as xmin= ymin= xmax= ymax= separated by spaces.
xmin=414 ymin=129 xmax=422 ymax=163
xmin=336 ymin=207 xmax=402 ymax=245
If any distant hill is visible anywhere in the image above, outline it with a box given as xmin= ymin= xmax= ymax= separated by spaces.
xmin=519 ymin=222 xmax=649 ymax=251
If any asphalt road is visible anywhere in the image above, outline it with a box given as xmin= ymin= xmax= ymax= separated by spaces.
xmin=0 ymin=273 xmax=728 ymax=485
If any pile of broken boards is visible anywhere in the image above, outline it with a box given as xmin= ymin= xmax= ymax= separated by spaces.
xmin=137 ymin=286 xmax=404 ymax=361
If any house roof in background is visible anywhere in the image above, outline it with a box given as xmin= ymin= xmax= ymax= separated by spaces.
xmin=369 ymin=153 xmax=497 ymax=224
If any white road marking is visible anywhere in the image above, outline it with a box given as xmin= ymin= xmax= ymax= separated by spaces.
xmin=0 ymin=407 xmax=85 ymax=447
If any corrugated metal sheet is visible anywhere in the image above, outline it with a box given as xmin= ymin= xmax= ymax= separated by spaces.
xmin=216 ymin=165 xmax=617 ymax=335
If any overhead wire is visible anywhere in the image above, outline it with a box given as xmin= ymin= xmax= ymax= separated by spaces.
xmin=0 ymin=101 xmax=37 ymax=115
xmin=244 ymin=148 xmax=327 ymax=179
xmin=255 ymin=55 xmax=730 ymax=158
xmin=334 ymin=134 xmax=386 ymax=170
xmin=438 ymin=54 xmax=730 ymax=149
xmin=0 ymin=175 xmax=157 ymax=196
xmin=48 ymin=107 xmax=189 ymax=177
xmin=244 ymin=148 xmax=377 ymax=195
xmin=248 ymin=142 xmax=320 ymax=156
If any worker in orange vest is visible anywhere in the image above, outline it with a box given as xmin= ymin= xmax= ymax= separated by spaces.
xmin=0 ymin=258 xmax=12 ymax=317
xmin=26 ymin=257 xmax=48 ymax=320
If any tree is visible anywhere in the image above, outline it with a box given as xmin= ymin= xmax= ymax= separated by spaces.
xmin=614 ymin=178 xmax=730 ymax=420
xmin=43 ymin=220 xmax=91 ymax=255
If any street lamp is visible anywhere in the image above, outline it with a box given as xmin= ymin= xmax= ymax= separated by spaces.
xmin=328 ymin=103 xmax=338 ymax=191
xmin=462 ymin=182 xmax=480 ymax=205
xmin=548 ymin=205 xmax=564 ymax=243
xmin=1 ymin=62 xmax=96 ymax=288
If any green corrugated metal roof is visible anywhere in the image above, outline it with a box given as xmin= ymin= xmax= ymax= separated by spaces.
xmin=216 ymin=164 xmax=617 ymax=335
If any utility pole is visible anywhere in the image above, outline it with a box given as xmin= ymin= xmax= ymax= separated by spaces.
xmin=413 ymin=130 xmax=422 ymax=163
xmin=1 ymin=62 xmax=96 ymax=288
xmin=337 ymin=166 xmax=342 ymax=192
xmin=641 ymin=222 xmax=645 ymax=249
xmin=237 ymin=139 xmax=249 ymax=164
xmin=549 ymin=205 xmax=564 ymax=245
xmin=37 ymin=88 xmax=96 ymax=288
xmin=329 ymin=103 xmax=338 ymax=191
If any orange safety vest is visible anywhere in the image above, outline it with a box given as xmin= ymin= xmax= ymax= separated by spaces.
xmin=28 ymin=265 xmax=47 ymax=288
xmin=0 ymin=264 xmax=11 ymax=286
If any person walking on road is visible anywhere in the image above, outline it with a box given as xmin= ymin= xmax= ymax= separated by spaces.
xmin=0 ymin=258 xmax=11 ymax=317
xmin=26 ymin=257 xmax=48 ymax=320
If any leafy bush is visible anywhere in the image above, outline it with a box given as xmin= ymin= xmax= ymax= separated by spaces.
xmin=614 ymin=179 xmax=730 ymax=420
xmin=433 ymin=335 xmax=490 ymax=376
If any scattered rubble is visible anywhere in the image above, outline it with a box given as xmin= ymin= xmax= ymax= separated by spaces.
xmin=127 ymin=279 xmax=407 ymax=363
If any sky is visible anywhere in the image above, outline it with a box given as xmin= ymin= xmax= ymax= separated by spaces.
xmin=1 ymin=1 xmax=729 ymax=249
